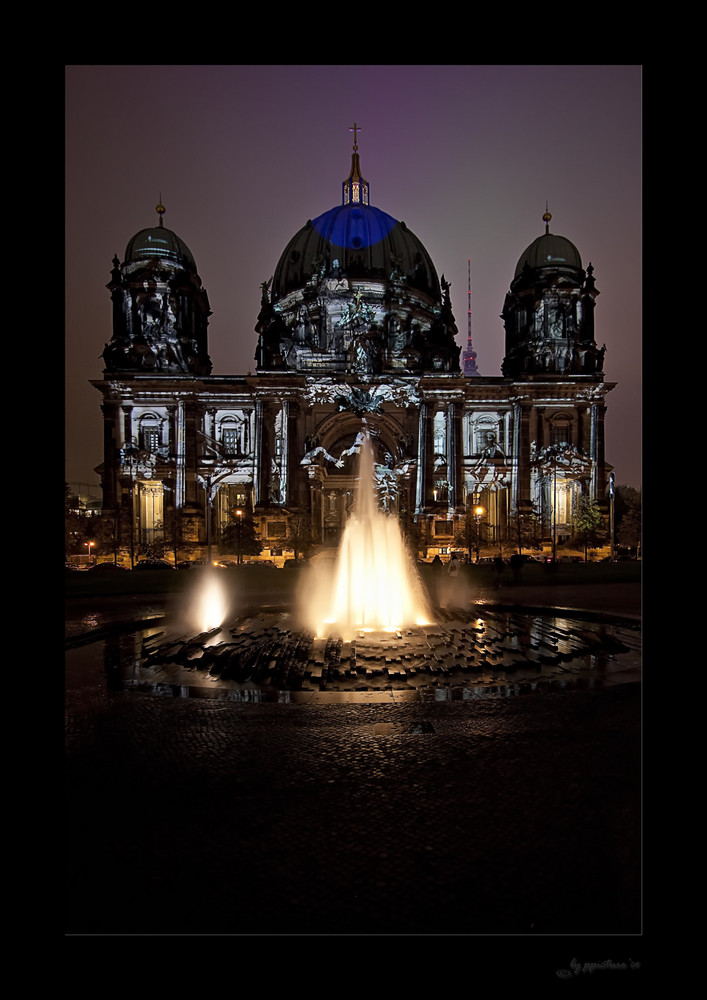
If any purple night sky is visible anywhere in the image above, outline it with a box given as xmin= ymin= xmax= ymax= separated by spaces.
xmin=65 ymin=65 xmax=642 ymax=490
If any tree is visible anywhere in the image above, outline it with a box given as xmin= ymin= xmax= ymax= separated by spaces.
xmin=283 ymin=509 xmax=315 ymax=562
xmin=154 ymin=507 xmax=199 ymax=566
xmin=65 ymin=484 xmax=104 ymax=560
xmin=65 ymin=509 xmax=91 ymax=557
xmin=508 ymin=501 xmax=542 ymax=555
xmin=220 ymin=508 xmax=262 ymax=563
xmin=94 ymin=501 xmax=138 ymax=566
xmin=454 ymin=504 xmax=490 ymax=563
xmin=572 ymin=492 xmax=606 ymax=562
xmin=453 ymin=518 xmax=476 ymax=564
xmin=88 ymin=510 xmax=127 ymax=564
xmin=615 ymin=485 xmax=641 ymax=558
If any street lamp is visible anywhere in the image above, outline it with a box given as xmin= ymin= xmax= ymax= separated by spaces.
xmin=84 ymin=540 xmax=94 ymax=565
xmin=474 ymin=505 xmax=485 ymax=563
xmin=122 ymin=442 xmax=141 ymax=569
xmin=204 ymin=474 xmax=214 ymax=566
xmin=235 ymin=509 xmax=244 ymax=565
xmin=553 ymin=456 xmax=557 ymax=563
xmin=609 ymin=472 xmax=615 ymax=561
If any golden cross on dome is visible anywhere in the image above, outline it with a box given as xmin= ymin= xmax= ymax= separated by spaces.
xmin=349 ymin=122 xmax=361 ymax=150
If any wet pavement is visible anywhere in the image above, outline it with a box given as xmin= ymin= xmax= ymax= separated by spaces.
xmin=66 ymin=583 xmax=641 ymax=938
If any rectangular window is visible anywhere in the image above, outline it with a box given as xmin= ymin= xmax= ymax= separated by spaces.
xmin=435 ymin=520 xmax=453 ymax=536
xmin=551 ymin=423 xmax=570 ymax=446
xmin=223 ymin=428 xmax=239 ymax=455
xmin=267 ymin=521 xmax=286 ymax=538
xmin=142 ymin=429 xmax=160 ymax=453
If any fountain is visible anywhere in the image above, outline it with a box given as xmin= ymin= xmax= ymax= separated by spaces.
xmin=300 ymin=429 xmax=432 ymax=640
xmin=129 ymin=427 xmax=641 ymax=701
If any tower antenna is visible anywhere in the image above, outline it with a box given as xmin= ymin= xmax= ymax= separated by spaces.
xmin=462 ymin=258 xmax=480 ymax=376
xmin=468 ymin=258 xmax=472 ymax=347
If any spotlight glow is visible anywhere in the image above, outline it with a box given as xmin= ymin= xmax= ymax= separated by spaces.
xmin=190 ymin=570 xmax=229 ymax=633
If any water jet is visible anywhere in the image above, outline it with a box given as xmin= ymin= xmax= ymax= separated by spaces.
xmin=300 ymin=429 xmax=432 ymax=640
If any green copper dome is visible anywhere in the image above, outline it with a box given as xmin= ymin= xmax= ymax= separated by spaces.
xmin=124 ymin=202 xmax=196 ymax=269
xmin=514 ymin=212 xmax=582 ymax=279
xmin=514 ymin=233 xmax=582 ymax=278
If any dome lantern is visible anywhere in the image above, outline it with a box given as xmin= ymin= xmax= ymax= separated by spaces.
xmin=342 ymin=122 xmax=369 ymax=206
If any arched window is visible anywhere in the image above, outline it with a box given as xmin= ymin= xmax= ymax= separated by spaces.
xmin=549 ymin=414 xmax=572 ymax=447
xmin=138 ymin=413 xmax=161 ymax=454
xmin=433 ymin=411 xmax=446 ymax=457
xmin=219 ymin=416 xmax=243 ymax=456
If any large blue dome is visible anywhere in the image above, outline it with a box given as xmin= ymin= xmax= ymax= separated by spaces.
xmin=255 ymin=141 xmax=460 ymax=375
xmin=312 ymin=202 xmax=398 ymax=249
xmin=272 ymin=202 xmax=441 ymax=302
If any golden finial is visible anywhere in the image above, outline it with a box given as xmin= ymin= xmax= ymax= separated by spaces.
xmin=542 ymin=202 xmax=552 ymax=234
xmin=156 ymin=196 xmax=166 ymax=227
xmin=349 ymin=122 xmax=361 ymax=151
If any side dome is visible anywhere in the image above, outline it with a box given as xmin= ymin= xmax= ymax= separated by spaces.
xmin=514 ymin=231 xmax=582 ymax=279
xmin=103 ymin=202 xmax=212 ymax=377
xmin=125 ymin=224 xmax=196 ymax=270
xmin=502 ymin=210 xmax=601 ymax=378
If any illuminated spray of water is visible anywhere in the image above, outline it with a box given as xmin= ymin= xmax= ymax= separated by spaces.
xmin=186 ymin=429 xmax=432 ymax=640
xmin=301 ymin=429 xmax=433 ymax=639
xmin=189 ymin=569 xmax=230 ymax=634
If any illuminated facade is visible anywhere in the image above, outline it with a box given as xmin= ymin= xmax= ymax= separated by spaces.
xmin=92 ymin=141 xmax=614 ymax=563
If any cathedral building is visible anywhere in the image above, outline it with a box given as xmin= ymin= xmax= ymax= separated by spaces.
xmin=92 ymin=136 xmax=614 ymax=565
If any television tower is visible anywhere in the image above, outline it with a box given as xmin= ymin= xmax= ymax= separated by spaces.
xmin=462 ymin=258 xmax=480 ymax=376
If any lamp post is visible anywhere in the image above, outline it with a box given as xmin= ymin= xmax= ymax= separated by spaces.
xmin=84 ymin=540 xmax=94 ymax=565
xmin=474 ymin=505 xmax=485 ymax=563
xmin=205 ymin=474 xmax=213 ymax=566
xmin=235 ymin=509 xmax=244 ymax=565
xmin=122 ymin=442 xmax=141 ymax=569
xmin=609 ymin=471 xmax=615 ymax=561
xmin=552 ymin=455 xmax=558 ymax=564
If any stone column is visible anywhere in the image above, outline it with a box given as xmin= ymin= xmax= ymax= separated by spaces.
xmin=253 ymin=399 xmax=264 ymax=504
xmin=511 ymin=401 xmax=522 ymax=512
xmin=175 ymin=400 xmax=185 ymax=508
xmin=100 ymin=399 xmax=120 ymax=507
xmin=517 ymin=403 xmax=532 ymax=508
xmin=280 ymin=400 xmax=289 ymax=503
xmin=122 ymin=404 xmax=133 ymax=451
xmin=590 ymin=402 xmax=607 ymax=500
xmin=183 ymin=400 xmax=200 ymax=506
xmin=447 ymin=402 xmax=456 ymax=515
xmin=415 ymin=402 xmax=428 ymax=513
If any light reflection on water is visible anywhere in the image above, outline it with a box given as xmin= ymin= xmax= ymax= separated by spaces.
xmin=65 ymin=609 xmax=641 ymax=706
